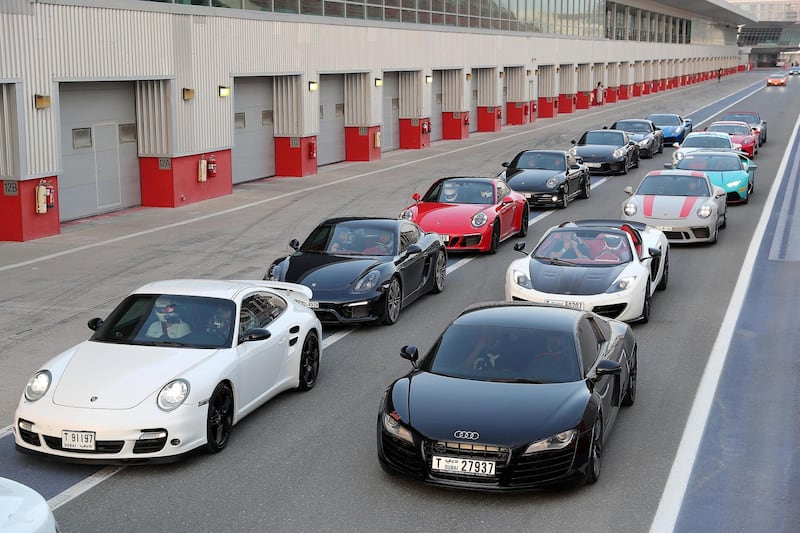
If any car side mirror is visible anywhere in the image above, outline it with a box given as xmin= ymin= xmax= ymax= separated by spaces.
xmin=88 ymin=317 xmax=104 ymax=331
xmin=289 ymin=238 xmax=300 ymax=251
xmin=713 ymin=186 xmax=726 ymax=198
xmin=575 ymin=156 xmax=584 ymax=164
xmin=513 ymin=241 xmax=527 ymax=253
xmin=663 ymin=162 xmax=674 ymax=168
xmin=624 ymin=186 xmax=634 ymax=196
xmin=628 ymin=140 xmax=636 ymax=146
xmin=592 ymin=359 xmax=621 ymax=380
xmin=400 ymin=345 xmax=419 ymax=367
xmin=571 ymin=139 xmax=577 ymax=145
xmin=240 ymin=328 xmax=271 ymax=344
xmin=569 ymin=164 xmax=581 ymax=169
xmin=501 ymin=195 xmax=514 ymax=205
xmin=648 ymin=247 xmax=661 ymax=258
xmin=412 ymin=192 xmax=421 ymax=202
xmin=502 ymin=162 xmax=510 ymax=168
xmin=406 ymin=243 xmax=423 ymax=255
xmin=672 ymin=142 xmax=680 ymax=149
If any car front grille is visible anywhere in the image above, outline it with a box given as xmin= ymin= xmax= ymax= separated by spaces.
xmin=447 ymin=234 xmax=483 ymax=248
xmin=18 ymin=427 xmax=41 ymax=446
xmin=43 ymin=435 xmax=125 ymax=454
xmin=133 ymin=432 xmax=168 ymax=454
xmin=380 ymin=433 xmax=425 ymax=477
xmin=423 ymin=440 xmax=510 ymax=484
xmin=591 ymin=303 xmax=627 ymax=318
xmin=508 ymin=447 xmax=577 ymax=485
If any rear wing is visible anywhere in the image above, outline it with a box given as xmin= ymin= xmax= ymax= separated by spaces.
xmin=231 ymin=280 xmax=313 ymax=305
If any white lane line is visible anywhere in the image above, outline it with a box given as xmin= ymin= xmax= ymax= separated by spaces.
xmin=648 ymin=106 xmax=800 ymax=533
xmin=0 ymin=425 xmax=11 ymax=438
xmin=0 ymin=81 xmax=739 ymax=274
xmin=48 ymin=466 xmax=125 ymax=511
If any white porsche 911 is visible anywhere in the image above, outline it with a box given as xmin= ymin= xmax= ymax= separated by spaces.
xmin=505 ymin=220 xmax=669 ymax=323
xmin=13 ymin=279 xmax=322 ymax=464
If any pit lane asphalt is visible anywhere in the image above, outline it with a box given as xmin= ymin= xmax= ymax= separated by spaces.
xmin=0 ymin=70 xmax=795 ymax=532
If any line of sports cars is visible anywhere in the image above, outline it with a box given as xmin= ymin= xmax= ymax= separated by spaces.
xmin=11 ymin=105 xmax=765 ymax=495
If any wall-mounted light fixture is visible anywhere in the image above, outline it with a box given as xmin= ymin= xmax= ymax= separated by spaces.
xmin=425 ymin=74 xmax=433 ymax=84
xmin=499 ymin=71 xmax=505 ymax=78
xmin=182 ymin=88 xmax=195 ymax=101
xmin=466 ymin=72 xmax=472 ymax=81
xmin=591 ymin=65 xmax=595 ymax=71
xmin=374 ymin=77 xmax=383 ymax=87
xmin=526 ymin=69 xmax=532 ymax=77
xmin=218 ymin=85 xmax=231 ymax=97
xmin=33 ymin=94 xmax=51 ymax=110
xmin=575 ymin=67 xmax=579 ymax=73
xmin=534 ymin=69 xmax=539 ymax=75
xmin=556 ymin=67 xmax=560 ymax=74
xmin=308 ymin=81 xmax=319 ymax=92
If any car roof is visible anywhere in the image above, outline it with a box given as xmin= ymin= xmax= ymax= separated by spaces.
xmin=708 ymin=120 xmax=750 ymax=127
xmin=454 ymin=301 xmax=580 ymax=332
xmin=644 ymin=169 xmax=710 ymax=179
xmin=131 ymin=279 xmax=279 ymax=300
xmin=684 ymin=131 xmax=729 ymax=139
xmin=563 ymin=218 xmax=648 ymax=233
xmin=518 ymin=149 xmax=568 ymax=155
xmin=319 ymin=216 xmax=400 ymax=227
xmin=680 ymin=150 xmax=741 ymax=158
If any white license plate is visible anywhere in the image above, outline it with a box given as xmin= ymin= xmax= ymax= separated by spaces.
xmin=62 ymin=430 xmax=96 ymax=450
xmin=586 ymin=162 xmax=601 ymax=168
xmin=431 ymin=456 xmax=495 ymax=476
xmin=440 ymin=235 xmax=450 ymax=243
xmin=544 ymin=299 xmax=584 ymax=310
xmin=656 ymin=226 xmax=673 ymax=231
xmin=308 ymin=301 xmax=319 ymax=309
xmin=523 ymin=193 xmax=533 ymax=199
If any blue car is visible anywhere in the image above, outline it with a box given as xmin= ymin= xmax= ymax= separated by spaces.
xmin=645 ymin=113 xmax=693 ymax=144
xmin=670 ymin=150 xmax=756 ymax=204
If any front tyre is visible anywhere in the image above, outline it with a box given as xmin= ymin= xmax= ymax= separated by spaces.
xmin=297 ymin=332 xmax=320 ymax=391
xmin=578 ymin=175 xmax=591 ymax=199
xmin=206 ymin=382 xmax=234 ymax=454
xmin=585 ymin=415 xmax=603 ymax=485
xmin=515 ymin=206 xmax=529 ymax=237
xmin=639 ymin=282 xmax=651 ymax=323
xmin=656 ymin=251 xmax=669 ymax=291
xmin=382 ymin=277 xmax=402 ymax=325
xmin=622 ymin=350 xmax=637 ymax=406
xmin=488 ymin=223 xmax=501 ymax=254
xmin=431 ymin=250 xmax=446 ymax=294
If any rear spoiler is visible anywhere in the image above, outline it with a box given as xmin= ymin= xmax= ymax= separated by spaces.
xmin=231 ymin=280 xmax=313 ymax=305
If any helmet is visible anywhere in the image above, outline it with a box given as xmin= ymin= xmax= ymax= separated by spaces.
xmin=155 ymin=296 xmax=180 ymax=323
xmin=442 ymin=185 xmax=458 ymax=202
xmin=604 ymin=235 xmax=623 ymax=250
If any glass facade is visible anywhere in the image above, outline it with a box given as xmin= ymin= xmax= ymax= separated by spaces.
xmin=138 ymin=0 xmax=696 ymax=43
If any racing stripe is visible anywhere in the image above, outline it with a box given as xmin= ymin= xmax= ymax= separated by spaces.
xmin=643 ymin=195 xmax=655 ymax=217
xmin=679 ymin=197 xmax=699 ymax=218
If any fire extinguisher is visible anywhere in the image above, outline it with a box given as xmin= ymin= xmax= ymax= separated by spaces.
xmin=308 ymin=141 xmax=317 ymax=159
xmin=207 ymin=155 xmax=217 ymax=178
xmin=35 ymin=180 xmax=55 ymax=214
xmin=464 ymin=112 xmax=470 ymax=126
xmin=422 ymin=121 xmax=429 ymax=134
xmin=496 ymin=108 xmax=502 ymax=119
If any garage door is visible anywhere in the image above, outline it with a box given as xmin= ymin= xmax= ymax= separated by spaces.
xmin=232 ymin=77 xmax=275 ymax=184
xmin=59 ymin=82 xmax=139 ymax=222
xmin=381 ymin=72 xmax=400 ymax=152
xmin=430 ymin=72 xmax=443 ymax=142
xmin=318 ymin=74 xmax=346 ymax=166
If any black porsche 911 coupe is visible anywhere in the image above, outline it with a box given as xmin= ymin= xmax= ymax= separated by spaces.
xmin=265 ymin=217 xmax=447 ymax=326
xmin=569 ymin=129 xmax=640 ymax=175
xmin=498 ymin=149 xmax=591 ymax=209
xmin=377 ymin=301 xmax=637 ymax=490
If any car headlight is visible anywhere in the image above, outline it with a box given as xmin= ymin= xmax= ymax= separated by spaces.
xmin=513 ymin=269 xmax=532 ymax=289
xmin=471 ymin=212 xmax=488 ymax=228
xmin=24 ymin=370 xmax=52 ymax=402
xmin=638 ymin=139 xmax=650 ymax=148
xmin=354 ymin=270 xmax=381 ymax=292
xmin=399 ymin=209 xmax=413 ymax=220
xmin=382 ymin=412 xmax=413 ymax=444
xmin=623 ymin=202 xmax=638 ymax=216
xmin=675 ymin=151 xmax=685 ymax=161
xmin=726 ymin=180 xmax=742 ymax=188
xmin=545 ymin=177 xmax=559 ymax=189
xmin=266 ymin=264 xmax=281 ymax=281
xmin=613 ymin=148 xmax=625 ymax=158
xmin=524 ymin=429 xmax=577 ymax=454
xmin=607 ymin=276 xmax=637 ymax=293
xmin=697 ymin=204 xmax=713 ymax=218
xmin=157 ymin=379 xmax=190 ymax=411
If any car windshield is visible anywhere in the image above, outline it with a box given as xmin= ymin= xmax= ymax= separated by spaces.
xmin=514 ymin=152 xmax=565 ymax=171
xmin=708 ymin=124 xmax=749 ymax=136
xmin=638 ymin=175 xmax=710 ymax=197
xmin=425 ymin=179 xmax=496 ymax=205
xmin=682 ymin=136 xmax=731 ymax=149
xmin=534 ymin=229 xmax=632 ymax=265
xmin=425 ymin=324 xmax=581 ymax=383
xmin=582 ymin=131 xmax=624 ymax=146
xmin=90 ymin=294 xmax=237 ymax=349
xmin=722 ymin=113 xmax=758 ymax=125
xmin=615 ymin=121 xmax=651 ymax=133
xmin=675 ymin=155 xmax=742 ymax=172
xmin=300 ymin=221 xmax=398 ymax=256
xmin=648 ymin=114 xmax=681 ymax=126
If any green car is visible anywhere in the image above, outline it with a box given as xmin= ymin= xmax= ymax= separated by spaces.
xmin=667 ymin=150 xmax=756 ymax=204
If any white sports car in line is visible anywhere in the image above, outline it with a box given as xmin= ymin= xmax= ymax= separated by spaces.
xmin=505 ymin=220 xmax=669 ymax=323
xmin=13 ymin=279 xmax=322 ymax=464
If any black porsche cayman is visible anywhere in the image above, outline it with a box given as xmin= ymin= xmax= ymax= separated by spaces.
xmin=377 ymin=302 xmax=637 ymax=490
xmin=265 ymin=217 xmax=447 ymax=325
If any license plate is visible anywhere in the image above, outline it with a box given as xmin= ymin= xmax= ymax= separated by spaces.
xmin=586 ymin=162 xmax=601 ymax=168
xmin=523 ymin=193 xmax=533 ymax=199
xmin=431 ymin=456 xmax=495 ymax=476
xmin=440 ymin=234 xmax=450 ymax=243
xmin=62 ymin=430 xmax=96 ymax=450
xmin=308 ymin=301 xmax=319 ymax=309
xmin=544 ymin=299 xmax=584 ymax=310
xmin=656 ymin=226 xmax=673 ymax=232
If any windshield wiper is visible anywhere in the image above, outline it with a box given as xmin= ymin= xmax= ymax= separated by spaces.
xmin=533 ymin=255 xmax=577 ymax=266
xmin=489 ymin=378 xmax=554 ymax=384
xmin=136 ymin=340 xmax=194 ymax=348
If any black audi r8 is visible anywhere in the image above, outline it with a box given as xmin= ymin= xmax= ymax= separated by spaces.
xmin=569 ymin=129 xmax=640 ymax=175
xmin=498 ymin=149 xmax=592 ymax=209
xmin=377 ymin=301 xmax=637 ymax=491
xmin=608 ymin=119 xmax=664 ymax=158
xmin=265 ymin=217 xmax=447 ymax=326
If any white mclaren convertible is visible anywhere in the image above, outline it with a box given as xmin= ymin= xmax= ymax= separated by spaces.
xmin=505 ymin=220 xmax=669 ymax=323
xmin=13 ymin=279 xmax=322 ymax=464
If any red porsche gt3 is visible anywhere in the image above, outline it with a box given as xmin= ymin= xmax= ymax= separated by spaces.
xmin=399 ymin=177 xmax=529 ymax=254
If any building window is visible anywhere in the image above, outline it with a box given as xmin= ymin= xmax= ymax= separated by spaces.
xmin=119 ymin=124 xmax=137 ymax=143
xmin=72 ymin=128 xmax=92 ymax=149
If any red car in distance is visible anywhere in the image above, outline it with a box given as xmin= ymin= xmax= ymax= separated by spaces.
xmin=399 ymin=177 xmax=529 ymax=254
xmin=705 ymin=120 xmax=758 ymax=158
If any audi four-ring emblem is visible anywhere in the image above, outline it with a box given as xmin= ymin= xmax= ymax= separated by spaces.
xmin=453 ymin=430 xmax=480 ymax=440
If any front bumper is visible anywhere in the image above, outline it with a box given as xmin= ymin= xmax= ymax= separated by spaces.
xmin=440 ymin=229 xmax=491 ymax=252
xmin=582 ymin=159 xmax=626 ymax=175
xmin=310 ymin=294 xmax=386 ymax=324
xmin=625 ymin=216 xmax=716 ymax=243
xmin=13 ymin=399 xmax=209 ymax=464
xmin=518 ymin=190 xmax=563 ymax=208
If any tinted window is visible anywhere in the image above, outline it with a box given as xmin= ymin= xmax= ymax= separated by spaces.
xmin=682 ymin=136 xmax=731 ymax=149
xmin=614 ymin=120 xmax=651 ymax=133
xmin=638 ymin=175 xmax=710 ymax=197
xmin=583 ymin=131 xmax=625 ymax=146
xmin=240 ymin=293 xmax=286 ymax=335
xmin=647 ymin=114 xmax=681 ymax=126
xmin=676 ymin=155 xmax=741 ymax=172
xmin=399 ymin=222 xmax=421 ymax=252
xmin=515 ymin=152 xmax=565 ymax=170
xmin=577 ymin=319 xmax=600 ymax=373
